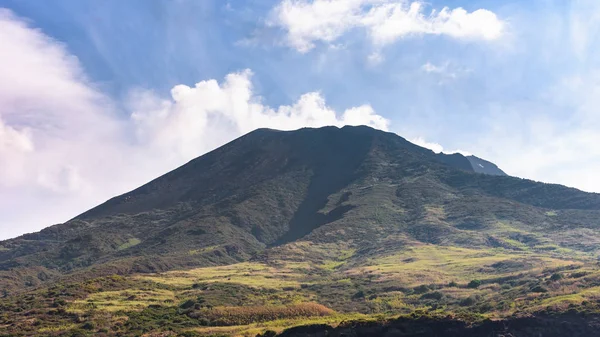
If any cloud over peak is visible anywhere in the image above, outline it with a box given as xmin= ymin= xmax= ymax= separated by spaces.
xmin=131 ymin=69 xmax=389 ymax=161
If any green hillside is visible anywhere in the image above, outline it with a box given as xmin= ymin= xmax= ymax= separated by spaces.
xmin=3 ymin=126 xmax=600 ymax=336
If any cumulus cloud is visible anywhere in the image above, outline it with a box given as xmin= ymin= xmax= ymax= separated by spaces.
xmin=0 ymin=9 xmax=389 ymax=239
xmin=269 ymin=0 xmax=505 ymax=52
xmin=130 ymin=69 xmax=389 ymax=164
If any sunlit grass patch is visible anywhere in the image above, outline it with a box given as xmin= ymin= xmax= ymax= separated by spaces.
xmin=526 ymin=286 xmax=600 ymax=311
xmin=137 ymin=262 xmax=305 ymax=289
xmin=319 ymin=260 xmax=346 ymax=270
xmin=68 ymin=288 xmax=175 ymax=313
xmin=345 ymin=245 xmax=579 ymax=286
xmin=187 ymin=312 xmax=380 ymax=337
xmin=499 ymin=238 xmax=530 ymax=250
xmin=188 ymin=245 xmax=220 ymax=255
xmin=37 ymin=324 xmax=78 ymax=333
xmin=117 ymin=238 xmax=141 ymax=251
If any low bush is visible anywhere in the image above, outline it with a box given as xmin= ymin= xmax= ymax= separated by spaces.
xmin=530 ymin=285 xmax=548 ymax=293
xmin=550 ymin=273 xmax=563 ymax=281
xmin=467 ymin=280 xmax=482 ymax=289
xmin=420 ymin=291 xmax=443 ymax=300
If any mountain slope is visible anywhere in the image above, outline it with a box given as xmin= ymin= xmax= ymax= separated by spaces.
xmin=2 ymin=125 xmax=600 ymax=292
xmin=5 ymin=126 xmax=600 ymax=336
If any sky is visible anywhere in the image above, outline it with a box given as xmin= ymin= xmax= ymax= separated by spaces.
xmin=0 ymin=0 xmax=599 ymax=240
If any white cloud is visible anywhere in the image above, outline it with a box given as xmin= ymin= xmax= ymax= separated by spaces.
xmin=0 ymin=9 xmax=389 ymax=239
xmin=269 ymin=0 xmax=505 ymax=52
xmin=361 ymin=2 xmax=504 ymax=46
xmin=267 ymin=0 xmax=366 ymax=53
xmin=409 ymin=137 xmax=470 ymax=156
xmin=410 ymin=137 xmax=444 ymax=153
xmin=0 ymin=8 xmax=124 ymax=195
xmin=130 ymin=70 xmax=389 ymax=163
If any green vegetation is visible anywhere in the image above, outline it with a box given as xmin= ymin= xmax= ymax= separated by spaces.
xmin=117 ymin=238 xmax=141 ymax=251
xmin=3 ymin=126 xmax=600 ymax=336
xmin=467 ymin=280 xmax=482 ymax=288
xmin=3 ymin=247 xmax=600 ymax=336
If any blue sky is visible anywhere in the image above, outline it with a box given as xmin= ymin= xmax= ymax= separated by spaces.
xmin=1 ymin=0 xmax=599 ymax=239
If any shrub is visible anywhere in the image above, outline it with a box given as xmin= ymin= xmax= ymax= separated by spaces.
xmin=52 ymin=298 xmax=67 ymax=307
xmin=478 ymin=303 xmax=493 ymax=313
xmin=353 ymin=290 xmax=365 ymax=299
xmin=467 ymin=280 xmax=482 ymax=289
xmin=420 ymin=291 xmax=443 ymax=300
xmin=180 ymin=300 xmax=196 ymax=309
xmin=570 ymin=272 xmax=589 ymax=278
xmin=550 ymin=273 xmax=563 ymax=281
xmin=413 ymin=285 xmax=431 ymax=294
xmin=81 ymin=322 xmax=95 ymax=330
xmin=530 ymin=285 xmax=548 ymax=293
xmin=460 ymin=296 xmax=476 ymax=306
xmin=448 ymin=281 xmax=458 ymax=287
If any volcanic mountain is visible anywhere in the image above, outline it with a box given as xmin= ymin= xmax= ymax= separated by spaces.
xmin=2 ymin=125 xmax=600 ymax=291
xmin=5 ymin=125 xmax=600 ymax=337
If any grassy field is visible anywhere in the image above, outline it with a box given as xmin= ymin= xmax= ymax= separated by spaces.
xmin=2 ymin=242 xmax=600 ymax=337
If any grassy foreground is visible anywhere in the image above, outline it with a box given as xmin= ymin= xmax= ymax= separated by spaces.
xmin=3 ymin=242 xmax=600 ymax=336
